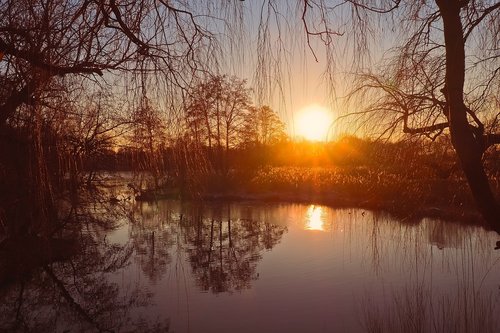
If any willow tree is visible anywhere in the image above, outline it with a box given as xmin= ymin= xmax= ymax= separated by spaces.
xmin=279 ymin=0 xmax=499 ymax=228
xmin=0 ymin=0 xmax=233 ymax=238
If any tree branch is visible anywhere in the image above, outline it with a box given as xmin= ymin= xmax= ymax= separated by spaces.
xmin=0 ymin=85 xmax=32 ymax=126
xmin=402 ymin=121 xmax=449 ymax=134
xmin=0 ymin=38 xmax=104 ymax=76
xmin=346 ymin=0 xmax=401 ymax=14
xmin=464 ymin=2 xmax=500 ymax=41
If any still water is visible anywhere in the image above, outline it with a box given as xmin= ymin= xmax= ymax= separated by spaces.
xmin=2 ymin=200 xmax=500 ymax=332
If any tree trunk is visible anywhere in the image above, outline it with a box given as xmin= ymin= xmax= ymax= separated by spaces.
xmin=0 ymin=85 xmax=31 ymax=130
xmin=437 ymin=0 xmax=500 ymax=229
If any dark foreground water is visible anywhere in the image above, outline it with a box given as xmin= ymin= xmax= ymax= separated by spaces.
xmin=2 ymin=200 xmax=500 ymax=332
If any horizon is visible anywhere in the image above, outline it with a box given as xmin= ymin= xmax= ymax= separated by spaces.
xmin=0 ymin=1 xmax=499 ymax=332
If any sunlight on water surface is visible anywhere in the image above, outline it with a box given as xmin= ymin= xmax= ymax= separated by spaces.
xmin=3 ymin=200 xmax=500 ymax=333
xmin=304 ymin=205 xmax=325 ymax=231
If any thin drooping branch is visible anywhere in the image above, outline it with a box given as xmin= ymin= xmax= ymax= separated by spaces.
xmin=347 ymin=70 xmax=450 ymax=137
xmin=301 ymin=0 xmax=343 ymax=62
xmin=346 ymin=0 xmax=401 ymax=14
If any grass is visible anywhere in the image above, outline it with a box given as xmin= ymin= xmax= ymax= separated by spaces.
xmin=120 ymin=137 xmax=500 ymax=225
xmin=198 ymin=163 xmax=494 ymax=225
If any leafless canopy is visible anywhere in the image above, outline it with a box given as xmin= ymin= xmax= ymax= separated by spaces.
xmin=0 ymin=0 xmax=245 ymax=126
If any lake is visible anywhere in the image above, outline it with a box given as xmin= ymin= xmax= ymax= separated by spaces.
xmin=1 ymin=200 xmax=500 ymax=332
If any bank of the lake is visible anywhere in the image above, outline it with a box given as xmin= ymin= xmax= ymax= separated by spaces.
xmin=129 ymin=165 xmax=494 ymax=227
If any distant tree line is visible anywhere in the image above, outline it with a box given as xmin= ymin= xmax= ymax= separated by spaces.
xmin=79 ymin=75 xmax=288 ymax=186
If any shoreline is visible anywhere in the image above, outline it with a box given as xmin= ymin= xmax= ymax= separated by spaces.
xmin=199 ymin=190 xmax=485 ymax=225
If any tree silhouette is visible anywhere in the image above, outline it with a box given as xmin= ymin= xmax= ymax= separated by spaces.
xmin=0 ymin=0 xmax=229 ymax=237
xmin=288 ymin=0 xmax=500 ymax=227
xmin=242 ymin=105 xmax=287 ymax=147
xmin=129 ymin=95 xmax=167 ymax=188
xmin=185 ymin=75 xmax=252 ymax=173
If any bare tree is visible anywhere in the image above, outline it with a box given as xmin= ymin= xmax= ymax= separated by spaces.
xmin=129 ymin=95 xmax=167 ymax=187
xmin=0 ymin=0 xmax=226 ymax=126
xmin=0 ymin=0 xmax=237 ymax=238
xmin=242 ymin=105 xmax=287 ymax=146
xmin=185 ymin=75 xmax=252 ymax=172
xmin=58 ymin=87 xmax=129 ymax=190
xmin=285 ymin=0 xmax=500 ymax=227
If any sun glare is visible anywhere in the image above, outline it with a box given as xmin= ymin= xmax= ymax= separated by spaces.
xmin=295 ymin=105 xmax=333 ymax=141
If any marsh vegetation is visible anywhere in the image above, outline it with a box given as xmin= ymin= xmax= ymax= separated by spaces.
xmin=0 ymin=0 xmax=499 ymax=331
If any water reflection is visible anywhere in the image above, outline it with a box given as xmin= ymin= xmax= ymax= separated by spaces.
xmin=129 ymin=203 xmax=175 ymax=283
xmin=122 ymin=203 xmax=500 ymax=332
xmin=128 ymin=202 xmax=288 ymax=294
xmin=2 ymin=199 xmax=500 ymax=332
xmin=351 ymin=215 xmax=500 ymax=333
xmin=305 ymin=205 xmax=325 ymax=231
xmin=0 ymin=205 xmax=169 ymax=332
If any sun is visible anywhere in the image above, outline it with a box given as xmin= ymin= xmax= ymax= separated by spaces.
xmin=295 ymin=105 xmax=333 ymax=141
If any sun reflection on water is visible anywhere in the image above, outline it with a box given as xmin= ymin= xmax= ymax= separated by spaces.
xmin=305 ymin=205 xmax=324 ymax=231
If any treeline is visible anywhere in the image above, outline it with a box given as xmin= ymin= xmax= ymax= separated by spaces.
xmin=1 ymin=69 xmax=499 ymax=238
xmin=66 ymin=75 xmax=288 ymax=187
xmin=85 ymin=134 xmax=500 ymax=185
xmin=2 ymin=72 xmax=499 ymax=238
xmin=0 ymin=73 xmax=289 ymax=237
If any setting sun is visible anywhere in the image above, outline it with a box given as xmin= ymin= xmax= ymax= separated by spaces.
xmin=295 ymin=105 xmax=333 ymax=141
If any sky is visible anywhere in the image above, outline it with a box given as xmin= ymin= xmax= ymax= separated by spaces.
xmin=215 ymin=1 xmax=340 ymax=139
xmin=216 ymin=0 xmax=388 ymax=141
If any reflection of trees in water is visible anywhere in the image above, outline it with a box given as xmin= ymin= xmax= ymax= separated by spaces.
xmin=0 ymin=204 xmax=169 ymax=332
xmin=356 ymin=213 xmax=500 ymax=333
xmin=184 ymin=205 xmax=286 ymax=293
xmin=129 ymin=201 xmax=287 ymax=293
xmin=129 ymin=202 xmax=175 ymax=283
xmin=362 ymin=283 xmax=497 ymax=333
